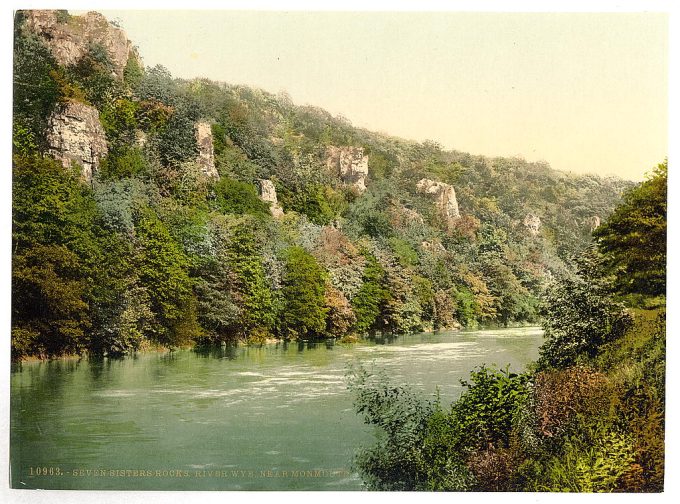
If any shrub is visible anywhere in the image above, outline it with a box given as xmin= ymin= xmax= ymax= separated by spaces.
xmin=324 ymin=286 xmax=356 ymax=337
xmin=98 ymin=146 xmax=148 ymax=180
xmin=213 ymin=178 xmax=271 ymax=217
xmin=278 ymin=246 xmax=328 ymax=339
xmin=538 ymin=253 xmax=632 ymax=369
xmin=532 ymin=366 xmax=610 ymax=439
xmin=347 ymin=365 xmax=439 ymax=490
xmin=537 ymin=429 xmax=636 ymax=492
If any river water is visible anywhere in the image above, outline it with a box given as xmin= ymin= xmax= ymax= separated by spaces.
xmin=10 ymin=327 xmax=543 ymax=490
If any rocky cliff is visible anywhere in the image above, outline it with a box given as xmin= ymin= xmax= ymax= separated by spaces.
xmin=195 ymin=122 xmax=218 ymax=178
xmin=588 ymin=215 xmax=601 ymax=232
xmin=325 ymin=146 xmax=369 ymax=193
xmin=523 ymin=213 xmax=542 ymax=236
xmin=46 ymin=100 xmax=108 ymax=181
xmin=416 ymin=178 xmax=461 ymax=221
xmin=22 ymin=10 xmax=137 ymax=78
xmin=257 ymin=179 xmax=284 ymax=218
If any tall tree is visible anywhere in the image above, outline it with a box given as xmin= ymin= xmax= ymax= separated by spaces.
xmin=351 ymin=253 xmax=391 ymax=335
xmin=594 ymin=160 xmax=667 ymax=297
xmin=134 ymin=210 xmax=202 ymax=346
xmin=279 ymin=246 xmax=328 ymax=339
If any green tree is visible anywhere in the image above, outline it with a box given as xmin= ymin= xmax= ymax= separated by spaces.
xmin=213 ymin=178 xmax=271 ymax=217
xmin=13 ymin=25 xmax=60 ymax=154
xmin=278 ymin=247 xmax=328 ymax=339
xmin=351 ymin=253 xmax=391 ymax=335
xmin=12 ymin=244 xmax=90 ymax=358
xmin=134 ymin=211 xmax=202 ymax=346
xmin=538 ymin=251 xmax=632 ymax=369
xmin=12 ymin=155 xmax=124 ymax=357
xmin=225 ymin=221 xmax=275 ymax=337
xmin=594 ymin=161 xmax=667 ymax=297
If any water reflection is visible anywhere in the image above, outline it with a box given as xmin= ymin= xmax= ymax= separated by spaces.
xmin=11 ymin=327 xmax=543 ymax=491
xmin=193 ymin=344 xmax=239 ymax=360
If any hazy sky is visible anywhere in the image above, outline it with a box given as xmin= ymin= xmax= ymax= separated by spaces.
xmin=97 ymin=10 xmax=668 ymax=181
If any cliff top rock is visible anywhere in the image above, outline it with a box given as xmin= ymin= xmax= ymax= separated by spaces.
xmin=21 ymin=10 xmax=138 ymax=78
xmin=325 ymin=146 xmax=369 ymax=193
xmin=416 ymin=178 xmax=461 ymax=220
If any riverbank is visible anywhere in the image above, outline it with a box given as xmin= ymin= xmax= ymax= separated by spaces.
xmin=13 ymin=322 xmax=545 ymax=363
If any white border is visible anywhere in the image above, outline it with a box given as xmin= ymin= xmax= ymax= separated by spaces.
xmin=1 ymin=1 xmax=677 ymax=504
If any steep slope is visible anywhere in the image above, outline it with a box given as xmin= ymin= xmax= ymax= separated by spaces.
xmin=12 ymin=10 xmax=632 ymax=358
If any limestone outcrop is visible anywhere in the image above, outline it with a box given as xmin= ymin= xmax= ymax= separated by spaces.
xmin=588 ymin=215 xmax=601 ymax=232
xmin=523 ymin=213 xmax=542 ymax=236
xmin=257 ymin=179 xmax=284 ymax=218
xmin=22 ymin=10 xmax=138 ymax=79
xmin=325 ymin=146 xmax=369 ymax=193
xmin=23 ymin=10 xmax=139 ymax=79
xmin=416 ymin=178 xmax=461 ymax=220
xmin=421 ymin=240 xmax=446 ymax=254
xmin=195 ymin=122 xmax=218 ymax=178
xmin=46 ymin=100 xmax=108 ymax=182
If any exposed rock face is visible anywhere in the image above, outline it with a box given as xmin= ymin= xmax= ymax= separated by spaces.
xmin=416 ymin=178 xmax=461 ymax=220
xmin=195 ymin=122 xmax=218 ymax=178
xmin=588 ymin=215 xmax=601 ymax=232
xmin=325 ymin=146 xmax=369 ymax=193
xmin=523 ymin=213 xmax=542 ymax=236
xmin=46 ymin=100 xmax=108 ymax=182
xmin=257 ymin=179 xmax=284 ymax=218
xmin=421 ymin=240 xmax=446 ymax=254
xmin=22 ymin=10 xmax=138 ymax=79
xmin=135 ymin=130 xmax=147 ymax=148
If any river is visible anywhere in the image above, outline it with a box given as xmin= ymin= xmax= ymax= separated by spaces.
xmin=10 ymin=326 xmax=543 ymax=490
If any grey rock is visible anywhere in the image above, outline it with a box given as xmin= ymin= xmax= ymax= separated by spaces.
xmin=46 ymin=100 xmax=108 ymax=182
xmin=23 ymin=10 xmax=139 ymax=79
xmin=416 ymin=178 xmax=461 ymax=220
xmin=325 ymin=146 xmax=369 ymax=193
xmin=195 ymin=122 xmax=218 ymax=178
xmin=588 ymin=215 xmax=601 ymax=232
xmin=523 ymin=213 xmax=542 ymax=236
xmin=257 ymin=179 xmax=284 ymax=218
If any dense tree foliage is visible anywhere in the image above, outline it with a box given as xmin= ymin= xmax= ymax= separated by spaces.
xmin=11 ymin=12 xmax=634 ymax=358
xmin=278 ymin=247 xmax=328 ymax=339
xmin=350 ymin=159 xmax=666 ymax=491
xmin=594 ymin=160 xmax=667 ymax=298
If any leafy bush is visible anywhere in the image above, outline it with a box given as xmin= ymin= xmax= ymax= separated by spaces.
xmin=213 ymin=177 xmax=271 ymax=217
xmin=594 ymin=161 xmax=666 ymax=298
xmin=538 ymin=252 xmax=632 ymax=369
xmin=346 ymin=364 xmax=439 ymax=490
xmin=348 ymin=364 xmax=529 ymax=491
xmin=536 ymin=429 xmax=636 ymax=492
xmin=532 ymin=366 xmax=610 ymax=439
xmin=98 ymin=146 xmax=148 ymax=180
xmin=278 ymin=246 xmax=328 ymax=339
xmin=278 ymin=183 xmax=342 ymax=225
xmin=100 ymin=98 xmax=139 ymax=146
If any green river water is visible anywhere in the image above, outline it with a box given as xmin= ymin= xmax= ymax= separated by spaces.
xmin=10 ymin=326 xmax=543 ymax=491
